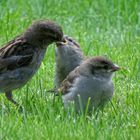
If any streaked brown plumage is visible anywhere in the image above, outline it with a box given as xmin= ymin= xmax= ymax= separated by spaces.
xmin=0 ymin=20 xmax=63 ymax=108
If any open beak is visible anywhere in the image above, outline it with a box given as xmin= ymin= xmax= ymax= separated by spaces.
xmin=56 ymin=37 xmax=68 ymax=47
xmin=111 ymin=64 xmax=120 ymax=72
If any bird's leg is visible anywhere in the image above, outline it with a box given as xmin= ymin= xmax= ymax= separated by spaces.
xmin=5 ymin=91 xmax=23 ymax=112
xmin=5 ymin=91 xmax=18 ymax=105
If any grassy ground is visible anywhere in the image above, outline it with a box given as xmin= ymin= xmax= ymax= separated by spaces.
xmin=0 ymin=0 xmax=140 ymax=139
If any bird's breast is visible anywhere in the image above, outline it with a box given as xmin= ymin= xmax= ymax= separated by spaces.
xmin=29 ymin=48 xmax=47 ymax=72
xmin=70 ymin=76 xmax=114 ymax=100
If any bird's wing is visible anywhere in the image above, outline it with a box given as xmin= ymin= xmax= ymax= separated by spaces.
xmin=0 ymin=37 xmax=34 ymax=72
xmin=58 ymin=66 xmax=80 ymax=95
xmin=0 ymin=55 xmax=33 ymax=72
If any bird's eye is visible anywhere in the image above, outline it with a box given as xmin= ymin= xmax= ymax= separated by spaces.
xmin=94 ymin=66 xmax=103 ymax=70
xmin=103 ymin=65 xmax=108 ymax=70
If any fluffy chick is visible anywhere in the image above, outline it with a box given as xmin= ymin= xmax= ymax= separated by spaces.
xmin=55 ymin=35 xmax=84 ymax=88
xmin=58 ymin=56 xmax=120 ymax=113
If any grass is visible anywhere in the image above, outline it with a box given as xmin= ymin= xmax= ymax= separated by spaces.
xmin=0 ymin=0 xmax=140 ymax=139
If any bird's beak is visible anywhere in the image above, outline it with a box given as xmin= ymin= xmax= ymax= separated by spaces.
xmin=56 ymin=37 xmax=68 ymax=47
xmin=111 ymin=64 xmax=120 ymax=72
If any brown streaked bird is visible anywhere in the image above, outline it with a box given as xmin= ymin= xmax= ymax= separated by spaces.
xmin=0 ymin=20 xmax=63 ymax=108
xmin=58 ymin=56 xmax=120 ymax=113
xmin=55 ymin=35 xmax=84 ymax=89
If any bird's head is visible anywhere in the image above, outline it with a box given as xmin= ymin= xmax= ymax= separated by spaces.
xmin=24 ymin=20 xmax=63 ymax=47
xmin=81 ymin=56 xmax=120 ymax=80
xmin=56 ymin=35 xmax=81 ymax=53
xmin=56 ymin=35 xmax=80 ymax=48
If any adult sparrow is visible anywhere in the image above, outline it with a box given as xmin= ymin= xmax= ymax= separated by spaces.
xmin=58 ymin=56 xmax=120 ymax=113
xmin=0 ymin=20 xmax=63 ymax=107
xmin=55 ymin=35 xmax=84 ymax=88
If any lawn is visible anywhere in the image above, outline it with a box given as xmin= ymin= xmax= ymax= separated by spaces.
xmin=0 ymin=0 xmax=140 ymax=139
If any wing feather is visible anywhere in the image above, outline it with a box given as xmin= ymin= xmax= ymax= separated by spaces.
xmin=0 ymin=37 xmax=35 ymax=72
xmin=58 ymin=66 xmax=80 ymax=95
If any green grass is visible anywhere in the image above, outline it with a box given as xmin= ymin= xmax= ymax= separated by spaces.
xmin=0 ymin=0 xmax=140 ymax=139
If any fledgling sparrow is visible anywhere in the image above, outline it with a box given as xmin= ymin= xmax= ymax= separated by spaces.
xmin=0 ymin=20 xmax=63 ymax=107
xmin=55 ymin=35 xmax=84 ymax=89
xmin=58 ymin=56 xmax=120 ymax=113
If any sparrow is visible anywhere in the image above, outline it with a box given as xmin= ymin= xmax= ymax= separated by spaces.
xmin=0 ymin=20 xmax=63 ymax=107
xmin=58 ymin=56 xmax=120 ymax=113
xmin=55 ymin=35 xmax=84 ymax=89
